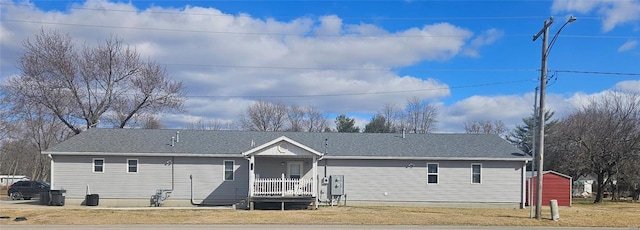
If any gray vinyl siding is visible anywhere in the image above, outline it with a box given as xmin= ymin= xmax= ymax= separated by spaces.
xmin=253 ymin=157 xmax=313 ymax=179
xmin=322 ymin=159 xmax=523 ymax=203
xmin=52 ymin=155 xmax=248 ymax=204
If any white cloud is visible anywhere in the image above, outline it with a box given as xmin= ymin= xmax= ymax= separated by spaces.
xmin=551 ymin=0 xmax=600 ymax=13
xmin=552 ymin=0 xmax=640 ymax=32
xmin=439 ymin=94 xmax=535 ymax=132
xmin=614 ymin=80 xmax=640 ymax=92
xmin=2 ymin=0 xmax=493 ymax=130
xmin=463 ymin=28 xmax=504 ymax=58
xmin=617 ymin=40 xmax=638 ymax=52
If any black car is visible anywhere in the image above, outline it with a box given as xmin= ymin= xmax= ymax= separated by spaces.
xmin=7 ymin=180 xmax=50 ymax=200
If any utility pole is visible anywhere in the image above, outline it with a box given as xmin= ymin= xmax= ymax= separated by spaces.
xmin=533 ymin=17 xmax=552 ymax=219
xmin=532 ymin=15 xmax=575 ymax=220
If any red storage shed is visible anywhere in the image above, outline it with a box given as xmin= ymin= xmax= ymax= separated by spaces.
xmin=526 ymin=171 xmax=572 ymax=206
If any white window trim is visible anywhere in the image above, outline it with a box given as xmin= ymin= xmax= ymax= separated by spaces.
xmin=93 ymin=158 xmax=105 ymax=173
xmin=471 ymin=163 xmax=482 ymax=184
xmin=426 ymin=163 xmax=439 ymax=184
xmin=223 ymin=160 xmax=235 ymax=181
xmin=287 ymin=161 xmax=304 ymax=179
xmin=127 ymin=159 xmax=138 ymax=174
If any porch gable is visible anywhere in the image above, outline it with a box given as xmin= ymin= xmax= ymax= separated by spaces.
xmin=242 ymin=136 xmax=323 ymax=157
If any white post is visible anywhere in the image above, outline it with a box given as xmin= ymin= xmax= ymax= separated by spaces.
xmin=313 ymin=155 xmax=318 ymax=209
xmin=248 ymin=156 xmax=255 ymax=197
xmin=281 ymin=173 xmax=285 ymax=197
xmin=550 ymin=199 xmax=560 ymax=221
xmin=312 ymin=156 xmax=318 ymax=197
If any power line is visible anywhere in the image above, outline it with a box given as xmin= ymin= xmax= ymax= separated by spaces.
xmin=3 ymin=19 xmax=637 ymax=39
xmin=0 ymin=2 xmax=605 ymax=21
xmin=185 ymin=79 xmax=535 ymax=98
xmin=164 ymin=63 xmax=537 ymax=72
xmin=554 ymin=70 xmax=640 ymax=76
xmin=0 ymin=19 xmax=477 ymax=37
xmin=0 ymin=56 xmax=536 ymax=72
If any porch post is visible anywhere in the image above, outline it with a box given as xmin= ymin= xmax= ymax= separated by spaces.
xmin=312 ymin=155 xmax=318 ymax=209
xmin=248 ymin=156 xmax=255 ymax=198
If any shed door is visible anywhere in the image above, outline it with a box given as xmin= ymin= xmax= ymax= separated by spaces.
xmin=287 ymin=162 xmax=303 ymax=179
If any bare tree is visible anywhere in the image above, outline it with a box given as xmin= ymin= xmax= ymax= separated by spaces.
xmin=240 ymin=100 xmax=287 ymax=131
xmin=107 ymin=60 xmax=185 ymax=128
xmin=304 ymin=106 xmax=328 ymax=132
xmin=379 ymin=103 xmax=402 ymax=133
xmin=546 ymin=91 xmax=640 ymax=203
xmin=140 ymin=116 xmax=164 ymax=129
xmin=186 ymin=119 xmax=231 ymax=130
xmin=405 ymin=96 xmax=438 ymax=133
xmin=3 ymin=29 xmax=184 ymax=134
xmin=0 ymin=93 xmax=71 ymax=180
xmin=241 ymin=102 xmax=327 ymax=132
xmin=287 ymin=104 xmax=305 ymax=132
xmin=464 ymin=120 xmax=506 ymax=135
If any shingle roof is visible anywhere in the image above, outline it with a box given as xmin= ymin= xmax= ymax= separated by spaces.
xmin=43 ymin=128 xmax=528 ymax=160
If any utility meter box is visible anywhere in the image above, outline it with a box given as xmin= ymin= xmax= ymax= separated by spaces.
xmin=330 ymin=175 xmax=344 ymax=196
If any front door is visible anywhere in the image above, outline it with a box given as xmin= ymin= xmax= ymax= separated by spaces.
xmin=287 ymin=161 xmax=303 ymax=179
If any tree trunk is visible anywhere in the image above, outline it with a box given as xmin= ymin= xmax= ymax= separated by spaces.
xmin=594 ymin=173 xmax=605 ymax=203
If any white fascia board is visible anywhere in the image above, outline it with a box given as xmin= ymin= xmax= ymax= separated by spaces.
xmin=321 ymin=156 xmax=529 ymax=161
xmin=43 ymin=151 xmax=243 ymax=158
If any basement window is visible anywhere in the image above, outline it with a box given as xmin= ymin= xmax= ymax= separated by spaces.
xmin=427 ymin=163 xmax=438 ymax=184
xmin=127 ymin=159 xmax=138 ymax=173
xmin=224 ymin=160 xmax=234 ymax=181
xmin=93 ymin=158 xmax=104 ymax=173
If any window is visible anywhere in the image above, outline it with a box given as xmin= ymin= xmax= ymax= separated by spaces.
xmin=127 ymin=159 xmax=138 ymax=173
xmin=287 ymin=161 xmax=303 ymax=179
xmin=472 ymin=163 xmax=482 ymax=184
xmin=224 ymin=160 xmax=234 ymax=181
xmin=427 ymin=163 xmax=438 ymax=184
xmin=93 ymin=158 xmax=104 ymax=173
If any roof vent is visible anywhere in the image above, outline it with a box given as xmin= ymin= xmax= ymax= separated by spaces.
xmin=171 ymin=137 xmax=175 ymax=147
xmin=251 ymin=139 xmax=255 ymax=148
xmin=176 ymin=131 xmax=180 ymax=143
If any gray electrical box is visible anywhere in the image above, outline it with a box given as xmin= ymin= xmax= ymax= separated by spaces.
xmin=329 ymin=175 xmax=344 ymax=196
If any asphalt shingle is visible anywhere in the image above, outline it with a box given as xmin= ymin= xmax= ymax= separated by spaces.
xmin=44 ymin=128 xmax=527 ymax=160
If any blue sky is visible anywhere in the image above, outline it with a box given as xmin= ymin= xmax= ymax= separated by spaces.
xmin=1 ymin=0 xmax=639 ymax=132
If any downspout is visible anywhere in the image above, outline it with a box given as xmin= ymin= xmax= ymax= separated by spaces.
xmin=171 ymin=156 xmax=175 ymax=191
xmin=324 ymin=138 xmax=328 ymax=178
xmin=190 ymin=174 xmax=201 ymax=206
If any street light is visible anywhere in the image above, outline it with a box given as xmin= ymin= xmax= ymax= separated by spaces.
xmin=532 ymin=15 xmax=576 ymax=220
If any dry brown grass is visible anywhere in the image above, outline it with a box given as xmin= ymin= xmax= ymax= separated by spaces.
xmin=1 ymin=199 xmax=639 ymax=227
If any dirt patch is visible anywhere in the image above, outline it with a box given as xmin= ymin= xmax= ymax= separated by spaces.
xmin=0 ymin=199 xmax=638 ymax=227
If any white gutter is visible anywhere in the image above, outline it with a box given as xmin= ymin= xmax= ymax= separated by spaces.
xmin=45 ymin=151 xmax=528 ymax=161
xmin=43 ymin=151 xmax=243 ymax=158
xmin=321 ymin=156 xmax=530 ymax=161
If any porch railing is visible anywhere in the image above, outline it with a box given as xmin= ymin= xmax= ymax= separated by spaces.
xmin=253 ymin=176 xmax=313 ymax=197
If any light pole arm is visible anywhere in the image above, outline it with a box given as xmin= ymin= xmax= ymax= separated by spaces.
xmin=547 ymin=16 xmax=577 ymax=58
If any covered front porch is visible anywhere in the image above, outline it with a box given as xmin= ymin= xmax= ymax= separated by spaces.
xmin=243 ymin=136 xmax=323 ymax=210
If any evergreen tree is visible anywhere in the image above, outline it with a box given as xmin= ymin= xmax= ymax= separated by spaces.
xmin=335 ymin=114 xmax=360 ymax=133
